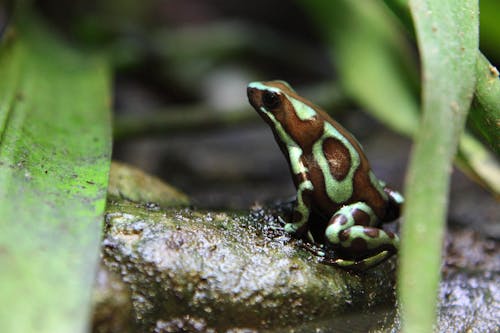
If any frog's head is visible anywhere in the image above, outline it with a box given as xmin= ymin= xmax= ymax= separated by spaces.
xmin=247 ymin=81 xmax=296 ymax=123
xmin=247 ymin=80 xmax=322 ymax=146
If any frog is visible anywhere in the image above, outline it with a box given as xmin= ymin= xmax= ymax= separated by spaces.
xmin=247 ymin=80 xmax=404 ymax=270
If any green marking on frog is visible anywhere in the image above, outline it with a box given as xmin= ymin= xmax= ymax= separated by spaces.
xmin=325 ymin=202 xmax=376 ymax=243
xmin=285 ymin=179 xmax=314 ymax=233
xmin=390 ymin=190 xmax=405 ymax=205
xmin=290 ymin=97 xmax=317 ymax=121
xmin=313 ymin=122 xmax=360 ymax=203
xmin=254 ymin=100 xmax=313 ymax=231
xmin=274 ymin=80 xmax=296 ymax=92
xmin=369 ymin=170 xmax=389 ymax=201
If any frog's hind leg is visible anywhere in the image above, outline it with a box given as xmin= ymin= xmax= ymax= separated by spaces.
xmin=325 ymin=202 xmax=399 ymax=269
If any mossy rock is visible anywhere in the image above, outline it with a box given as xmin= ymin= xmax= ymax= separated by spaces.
xmin=94 ymin=200 xmax=397 ymax=332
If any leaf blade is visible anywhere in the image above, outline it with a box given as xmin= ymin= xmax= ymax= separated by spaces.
xmin=0 ymin=18 xmax=111 ymax=333
xmin=399 ymin=1 xmax=479 ymax=332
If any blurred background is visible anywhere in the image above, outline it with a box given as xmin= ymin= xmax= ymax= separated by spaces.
xmin=3 ymin=0 xmax=498 ymax=231
xmin=37 ymin=0 xmax=337 ymax=209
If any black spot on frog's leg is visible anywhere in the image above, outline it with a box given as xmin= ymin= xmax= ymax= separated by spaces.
xmin=353 ymin=209 xmax=371 ymax=226
xmin=364 ymin=228 xmax=379 ymax=238
xmin=350 ymin=237 xmax=368 ymax=253
xmin=339 ymin=229 xmax=350 ymax=242
xmin=338 ymin=215 xmax=348 ymax=226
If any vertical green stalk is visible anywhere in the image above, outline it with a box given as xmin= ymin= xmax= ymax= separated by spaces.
xmin=399 ymin=1 xmax=478 ymax=332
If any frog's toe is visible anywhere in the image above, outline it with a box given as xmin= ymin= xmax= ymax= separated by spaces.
xmin=331 ymin=250 xmax=394 ymax=271
xmin=284 ymin=222 xmax=298 ymax=234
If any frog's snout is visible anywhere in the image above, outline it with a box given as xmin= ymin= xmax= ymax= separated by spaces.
xmin=247 ymin=84 xmax=260 ymax=109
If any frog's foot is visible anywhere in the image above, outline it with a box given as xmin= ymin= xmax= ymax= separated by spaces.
xmin=325 ymin=250 xmax=394 ymax=271
xmin=325 ymin=202 xmax=399 ymax=269
xmin=272 ymin=216 xmax=315 ymax=242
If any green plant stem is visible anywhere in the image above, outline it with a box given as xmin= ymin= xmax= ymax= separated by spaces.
xmin=469 ymin=53 xmax=500 ymax=154
xmin=399 ymin=1 xmax=478 ymax=333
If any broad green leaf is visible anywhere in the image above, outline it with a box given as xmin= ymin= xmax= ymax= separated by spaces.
xmin=0 ymin=16 xmax=111 ymax=333
xmin=384 ymin=0 xmax=500 ymax=160
xmin=300 ymin=0 xmax=420 ymax=136
xmin=400 ymin=1 xmax=478 ymax=333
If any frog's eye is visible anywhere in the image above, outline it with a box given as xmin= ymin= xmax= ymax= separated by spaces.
xmin=262 ymin=91 xmax=281 ymax=110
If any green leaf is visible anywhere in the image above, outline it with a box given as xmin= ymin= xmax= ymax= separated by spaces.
xmin=300 ymin=0 xmax=420 ymax=137
xmin=0 ymin=16 xmax=111 ymax=333
xmin=399 ymin=1 xmax=478 ymax=333
xmin=456 ymin=133 xmax=500 ymax=196
xmin=384 ymin=0 xmax=500 ymax=159
xmin=305 ymin=1 xmax=498 ymax=196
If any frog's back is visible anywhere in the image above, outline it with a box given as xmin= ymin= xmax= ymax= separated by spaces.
xmin=306 ymin=106 xmax=389 ymax=220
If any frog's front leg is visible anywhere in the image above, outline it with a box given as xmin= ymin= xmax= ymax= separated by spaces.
xmin=284 ymin=146 xmax=315 ymax=240
xmin=284 ymin=179 xmax=314 ymax=239
xmin=325 ymin=202 xmax=399 ymax=269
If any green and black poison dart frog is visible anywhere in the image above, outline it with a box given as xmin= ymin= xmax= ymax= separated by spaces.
xmin=247 ymin=80 xmax=404 ymax=270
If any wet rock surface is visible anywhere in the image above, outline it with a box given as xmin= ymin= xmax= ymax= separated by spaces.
xmin=94 ymin=200 xmax=398 ymax=332
xmin=436 ymin=270 xmax=499 ymax=333
xmin=384 ymin=228 xmax=500 ymax=333
xmin=93 ymin=161 xmax=499 ymax=332
xmin=435 ymin=228 xmax=499 ymax=333
xmin=93 ymin=200 xmax=499 ymax=332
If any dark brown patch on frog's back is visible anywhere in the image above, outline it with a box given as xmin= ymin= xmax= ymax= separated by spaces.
xmin=306 ymin=159 xmax=343 ymax=217
xmin=318 ymin=106 xmax=388 ymax=219
xmin=315 ymin=109 xmax=386 ymax=218
xmin=323 ymin=138 xmax=351 ymax=181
